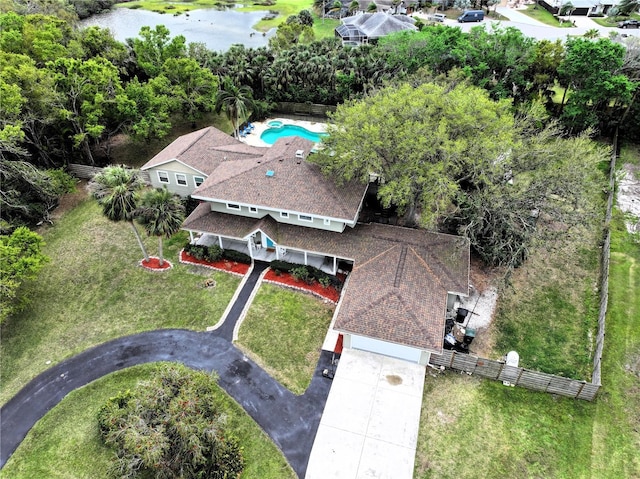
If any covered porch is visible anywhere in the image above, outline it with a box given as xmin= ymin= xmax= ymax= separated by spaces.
xmin=190 ymin=232 xmax=340 ymax=275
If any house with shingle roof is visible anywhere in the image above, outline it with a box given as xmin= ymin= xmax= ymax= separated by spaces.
xmin=336 ymin=12 xmax=417 ymax=45
xmin=141 ymin=125 xmax=470 ymax=363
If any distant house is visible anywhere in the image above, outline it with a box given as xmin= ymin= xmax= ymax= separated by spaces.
xmin=538 ymin=0 xmax=626 ymax=16
xmin=141 ymin=126 xmax=470 ymax=365
xmin=335 ymin=12 xmax=417 ymax=45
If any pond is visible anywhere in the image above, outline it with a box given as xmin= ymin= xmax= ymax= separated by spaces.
xmin=80 ymin=7 xmax=275 ymax=52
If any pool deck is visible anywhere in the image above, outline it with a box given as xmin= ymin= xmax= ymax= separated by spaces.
xmin=242 ymin=118 xmax=327 ymax=148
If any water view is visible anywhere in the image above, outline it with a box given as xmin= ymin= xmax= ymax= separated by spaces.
xmin=80 ymin=7 xmax=274 ymax=52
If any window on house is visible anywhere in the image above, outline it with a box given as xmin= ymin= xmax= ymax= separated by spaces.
xmin=249 ymin=206 xmax=258 ymax=213
xmin=299 ymin=214 xmax=313 ymax=222
xmin=324 ymin=218 xmax=331 ymax=226
xmin=194 ymin=176 xmax=204 ymax=187
xmin=158 ymin=171 xmax=169 ymax=183
xmin=280 ymin=211 xmax=289 ymax=218
xmin=175 ymin=173 xmax=187 ymax=186
xmin=226 ymin=203 xmax=241 ymax=211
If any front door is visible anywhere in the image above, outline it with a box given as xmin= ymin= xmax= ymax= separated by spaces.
xmin=265 ymin=236 xmax=275 ymax=249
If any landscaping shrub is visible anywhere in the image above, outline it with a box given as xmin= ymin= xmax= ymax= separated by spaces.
xmin=269 ymin=260 xmax=299 ymax=273
xmin=291 ymin=266 xmax=312 ymax=284
xmin=270 ymin=260 xmax=338 ymax=288
xmin=183 ymin=196 xmax=200 ymax=216
xmin=205 ymin=245 xmax=223 ymax=262
xmin=98 ymin=364 xmax=244 ymax=479
xmin=184 ymin=242 xmax=207 ymax=260
xmin=222 ymin=249 xmax=252 ymax=264
xmin=184 ymin=243 xmax=251 ymax=264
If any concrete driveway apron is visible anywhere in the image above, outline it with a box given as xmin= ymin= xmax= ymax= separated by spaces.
xmin=306 ymin=349 xmax=425 ymax=479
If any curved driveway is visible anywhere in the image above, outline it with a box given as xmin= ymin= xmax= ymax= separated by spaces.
xmin=1 ymin=261 xmax=334 ymax=479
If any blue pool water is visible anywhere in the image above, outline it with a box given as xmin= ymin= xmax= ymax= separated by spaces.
xmin=261 ymin=124 xmax=327 ymax=145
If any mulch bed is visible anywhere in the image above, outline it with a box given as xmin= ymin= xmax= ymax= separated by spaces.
xmin=263 ymin=269 xmax=341 ymax=303
xmin=179 ymin=250 xmax=250 ymax=276
xmin=140 ymin=257 xmax=173 ymax=271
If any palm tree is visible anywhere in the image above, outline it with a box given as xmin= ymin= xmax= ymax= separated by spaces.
xmin=89 ymin=166 xmax=150 ymax=262
xmin=215 ymin=78 xmax=255 ymax=139
xmin=135 ymin=187 xmax=185 ymax=266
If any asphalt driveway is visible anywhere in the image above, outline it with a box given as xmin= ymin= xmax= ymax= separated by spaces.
xmin=0 ymin=330 xmax=334 ymax=478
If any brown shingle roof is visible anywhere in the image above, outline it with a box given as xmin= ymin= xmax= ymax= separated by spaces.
xmin=182 ymin=207 xmax=470 ymax=352
xmin=141 ymin=127 xmax=263 ymax=176
xmin=193 ymin=136 xmax=367 ymax=222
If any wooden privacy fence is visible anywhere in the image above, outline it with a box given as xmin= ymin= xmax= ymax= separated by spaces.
xmin=67 ymin=164 xmax=151 ymax=184
xmin=591 ymin=130 xmax=617 ymax=386
xmin=275 ymin=102 xmax=336 ymax=117
xmin=430 ymin=351 xmax=600 ymax=401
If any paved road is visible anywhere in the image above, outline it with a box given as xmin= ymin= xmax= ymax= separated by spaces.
xmin=416 ymin=8 xmax=640 ymax=40
xmin=1 ymin=314 xmax=333 ymax=478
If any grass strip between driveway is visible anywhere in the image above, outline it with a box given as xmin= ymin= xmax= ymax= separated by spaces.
xmin=236 ymin=283 xmax=334 ymax=395
xmin=0 ymin=363 xmax=296 ymax=479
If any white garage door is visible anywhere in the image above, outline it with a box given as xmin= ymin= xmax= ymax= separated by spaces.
xmin=350 ymin=335 xmax=422 ymax=363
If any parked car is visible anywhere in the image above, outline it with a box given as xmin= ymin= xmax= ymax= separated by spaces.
xmin=428 ymin=13 xmax=447 ymax=22
xmin=617 ymin=19 xmax=640 ymax=28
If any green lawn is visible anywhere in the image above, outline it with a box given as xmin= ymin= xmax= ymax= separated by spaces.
xmin=0 ymin=364 xmax=295 ymax=479
xmin=0 ymin=198 xmax=240 ymax=405
xmin=236 ymin=283 xmax=334 ymax=394
xmin=591 ymin=13 xmax=640 ymax=27
xmin=520 ymin=4 xmax=574 ymax=27
xmin=492 ymin=208 xmax=604 ymax=379
xmin=415 ymin=213 xmax=640 ymax=478
xmin=115 ymin=0 xmax=237 ymax=15
xmin=589 ymin=211 xmax=640 ymax=476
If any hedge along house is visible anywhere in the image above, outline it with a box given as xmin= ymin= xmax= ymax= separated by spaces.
xmin=141 ymin=126 xmax=470 ymax=364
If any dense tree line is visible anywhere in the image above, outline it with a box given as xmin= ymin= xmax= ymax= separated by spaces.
xmin=1 ymin=8 xmax=637 ymax=255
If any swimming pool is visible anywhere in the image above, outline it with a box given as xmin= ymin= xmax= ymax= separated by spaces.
xmin=260 ymin=123 xmax=327 ymax=145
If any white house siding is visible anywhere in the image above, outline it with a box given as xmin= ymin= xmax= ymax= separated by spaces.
xmin=145 ymin=162 xmax=206 ymax=196
xmin=207 ymin=201 xmax=347 ymax=232
xmin=347 ymin=334 xmax=425 ymax=364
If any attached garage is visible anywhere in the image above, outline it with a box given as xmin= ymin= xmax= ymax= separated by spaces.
xmin=346 ymin=334 xmax=429 ymax=364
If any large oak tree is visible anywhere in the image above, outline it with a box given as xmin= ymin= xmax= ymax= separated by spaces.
xmin=313 ymin=82 xmax=607 ymax=267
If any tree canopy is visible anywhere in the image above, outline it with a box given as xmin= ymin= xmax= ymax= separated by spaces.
xmin=89 ymin=166 xmax=150 ymax=261
xmin=98 ymin=363 xmax=244 ymax=479
xmin=0 ymin=226 xmax=48 ymax=323
xmin=1 ymin=10 xmax=636 ymax=233
xmin=135 ymin=187 xmax=185 ymax=266
xmin=313 ymin=82 xmax=608 ymax=267
xmin=315 ymin=81 xmax=516 ymax=227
